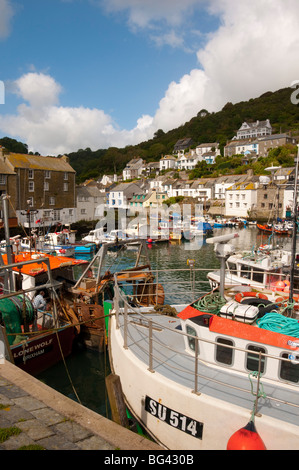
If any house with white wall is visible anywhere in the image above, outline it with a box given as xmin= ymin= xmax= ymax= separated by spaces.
xmin=225 ymin=181 xmax=258 ymax=218
xmin=107 ymin=182 xmax=144 ymax=210
xmin=176 ymin=153 xmax=199 ymax=170
xmin=196 ymin=143 xmax=221 ymax=158
xmin=236 ymin=120 xmax=272 ymax=139
xmin=159 ymin=155 xmax=177 ymax=171
xmin=123 ymin=158 xmax=145 ymax=181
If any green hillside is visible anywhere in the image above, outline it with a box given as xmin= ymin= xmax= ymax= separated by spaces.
xmin=1 ymin=86 xmax=299 ymax=182
xmin=66 ymin=86 xmax=299 ymax=182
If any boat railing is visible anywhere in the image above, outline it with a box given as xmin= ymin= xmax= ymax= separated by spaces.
xmin=112 ymin=273 xmax=299 ymax=415
xmin=112 ymin=265 xmax=292 ymax=305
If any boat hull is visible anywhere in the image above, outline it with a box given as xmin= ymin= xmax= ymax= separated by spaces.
xmin=11 ymin=326 xmax=75 ymax=376
xmin=108 ymin=314 xmax=299 ymax=450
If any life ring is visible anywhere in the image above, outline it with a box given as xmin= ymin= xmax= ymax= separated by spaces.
xmin=235 ymin=292 xmax=268 ymax=303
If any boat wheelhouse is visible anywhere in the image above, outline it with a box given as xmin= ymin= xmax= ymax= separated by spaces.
xmin=207 ymin=247 xmax=292 ymax=291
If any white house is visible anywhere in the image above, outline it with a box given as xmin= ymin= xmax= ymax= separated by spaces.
xmin=123 ymin=158 xmax=145 ymax=181
xmin=107 ymin=182 xmax=144 ymax=210
xmin=225 ymin=181 xmax=258 ymax=218
xmin=159 ymin=155 xmax=177 ymax=171
xmin=196 ymin=143 xmax=221 ymax=158
xmin=236 ymin=119 xmax=272 ymax=140
xmin=176 ymin=153 xmax=199 ymax=170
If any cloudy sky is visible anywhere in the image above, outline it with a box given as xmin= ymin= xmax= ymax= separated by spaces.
xmin=0 ymin=0 xmax=299 ymax=156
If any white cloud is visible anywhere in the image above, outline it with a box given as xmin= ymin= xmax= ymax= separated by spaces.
xmin=100 ymin=0 xmax=202 ymax=29
xmin=1 ymin=0 xmax=299 ymax=154
xmin=151 ymin=0 xmax=299 ymax=132
xmin=0 ymin=0 xmax=15 ymax=38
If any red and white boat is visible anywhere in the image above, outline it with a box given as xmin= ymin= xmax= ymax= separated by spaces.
xmin=107 ymin=236 xmax=299 ymax=450
xmin=0 ymin=251 xmax=89 ymax=375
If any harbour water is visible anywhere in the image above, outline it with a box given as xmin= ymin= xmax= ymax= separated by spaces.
xmin=37 ymin=226 xmax=296 ymax=419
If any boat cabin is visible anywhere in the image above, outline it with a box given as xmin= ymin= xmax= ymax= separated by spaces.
xmin=0 ymin=252 xmax=89 ymax=299
xmin=225 ymin=250 xmax=291 ymax=288
xmin=179 ymin=305 xmax=299 ymax=387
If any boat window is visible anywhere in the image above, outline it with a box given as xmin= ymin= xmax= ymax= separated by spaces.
xmin=280 ymin=353 xmax=299 ymax=383
xmin=186 ymin=325 xmax=198 ymax=352
xmin=216 ymin=338 xmax=234 ymax=365
xmin=246 ymin=345 xmax=266 ymax=373
xmin=252 ymin=268 xmax=264 ymax=284
xmin=240 ymin=265 xmax=251 ymax=279
xmin=228 ymin=262 xmax=237 ymax=275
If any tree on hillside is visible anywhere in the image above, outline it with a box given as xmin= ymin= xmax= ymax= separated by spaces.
xmin=0 ymin=137 xmax=28 ymax=154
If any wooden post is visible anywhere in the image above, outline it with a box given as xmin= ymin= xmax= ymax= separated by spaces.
xmin=105 ymin=373 xmax=129 ymax=428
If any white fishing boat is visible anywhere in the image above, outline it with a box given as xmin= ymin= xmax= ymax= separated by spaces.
xmin=106 ymin=233 xmax=299 ymax=450
xmin=207 ymin=234 xmax=292 ymax=293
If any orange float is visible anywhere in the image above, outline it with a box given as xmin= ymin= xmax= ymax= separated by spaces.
xmin=235 ymin=292 xmax=268 ymax=303
xmin=227 ymin=421 xmax=266 ymax=450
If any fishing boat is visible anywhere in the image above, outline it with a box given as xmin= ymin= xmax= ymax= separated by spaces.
xmin=207 ymin=236 xmax=292 ymax=293
xmin=0 ymin=251 xmax=89 ymax=375
xmin=30 ymin=227 xmax=97 ymax=257
xmin=107 ymin=233 xmax=299 ymax=450
xmin=20 ymin=235 xmax=75 ymax=257
xmin=257 ymin=223 xmax=289 ymax=236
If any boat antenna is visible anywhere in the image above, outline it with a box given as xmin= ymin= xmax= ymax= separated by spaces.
xmin=288 ymin=146 xmax=299 ymax=315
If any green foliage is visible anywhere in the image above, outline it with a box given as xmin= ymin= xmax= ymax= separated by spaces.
xmin=164 ymin=196 xmax=184 ymax=207
xmin=0 ymin=137 xmax=28 ymax=154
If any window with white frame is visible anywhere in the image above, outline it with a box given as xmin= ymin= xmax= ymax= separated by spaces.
xmin=49 ymin=196 xmax=55 ymax=205
xmin=44 ymin=181 xmax=49 ymax=191
xmin=45 ymin=170 xmax=51 ymax=179
xmin=28 ymin=181 xmax=34 ymax=192
xmin=28 ymin=197 xmax=34 ymax=207
xmin=63 ymin=183 xmax=68 ymax=192
xmin=0 ymin=174 xmax=6 ymax=185
xmin=64 ymin=172 xmax=68 ymax=180
xmin=28 ymin=169 xmax=34 ymax=179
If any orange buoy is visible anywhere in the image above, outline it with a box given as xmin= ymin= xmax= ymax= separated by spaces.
xmin=274 ymin=281 xmax=286 ymax=291
xmin=227 ymin=421 xmax=266 ymax=450
xmin=234 ymin=292 xmax=268 ymax=303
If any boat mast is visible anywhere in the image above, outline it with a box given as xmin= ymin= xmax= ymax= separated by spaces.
xmin=288 ymin=146 xmax=299 ymax=314
xmin=1 ymin=194 xmax=14 ymax=292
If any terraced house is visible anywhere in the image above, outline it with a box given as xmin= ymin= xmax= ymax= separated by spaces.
xmin=0 ymin=147 xmax=76 ymax=228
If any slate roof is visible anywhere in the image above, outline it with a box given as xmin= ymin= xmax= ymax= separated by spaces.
xmin=6 ymin=153 xmax=75 ymax=172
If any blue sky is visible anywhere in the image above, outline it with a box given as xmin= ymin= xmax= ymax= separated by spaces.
xmin=0 ymin=0 xmax=299 ymax=156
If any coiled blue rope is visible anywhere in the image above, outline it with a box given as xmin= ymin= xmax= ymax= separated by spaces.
xmin=256 ymin=312 xmax=299 ymax=337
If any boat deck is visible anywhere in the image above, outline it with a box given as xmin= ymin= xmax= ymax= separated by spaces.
xmin=117 ymin=312 xmax=299 ymax=427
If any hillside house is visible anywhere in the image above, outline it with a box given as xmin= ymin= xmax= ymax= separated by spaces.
xmin=76 ymin=185 xmax=106 ymax=221
xmin=236 ymin=119 xmax=272 ymax=140
xmin=173 ymin=138 xmax=193 ymax=153
xmin=176 ymin=153 xmax=199 ymax=170
xmin=122 ymin=158 xmax=145 ymax=181
xmin=257 ymin=134 xmax=297 ymax=157
xmin=159 ymin=155 xmax=177 ymax=171
xmin=107 ymin=182 xmax=144 ymax=210
xmin=196 ymin=143 xmax=221 ymax=159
